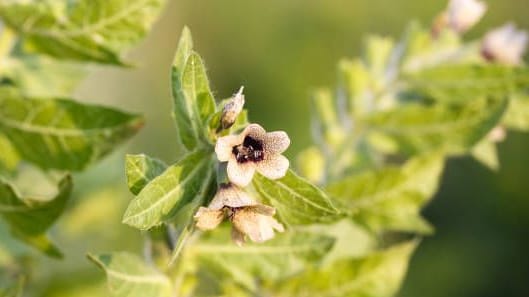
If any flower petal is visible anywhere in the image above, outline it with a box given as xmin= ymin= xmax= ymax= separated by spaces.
xmin=264 ymin=131 xmax=290 ymax=154
xmin=247 ymin=204 xmax=276 ymax=216
xmin=232 ymin=209 xmax=284 ymax=243
xmin=231 ymin=227 xmax=246 ymax=247
xmin=208 ymin=184 xmax=256 ymax=210
xmin=227 ymin=159 xmax=256 ymax=187
xmin=256 ymin=154 xmax=289 ymax=180
xmin=215 ymin=135 xmax=239 ymax=162
xmin=194 ymin=207 xmax=224 ymax=230
xmin=242 ymin=123 xmax=267 ymax=140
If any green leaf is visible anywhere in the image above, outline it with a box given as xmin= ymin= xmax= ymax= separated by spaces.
xmin=311 ymin=88 xmax=347 ymax=153
xmin=125 ymin=154 xmax=168 ymax=195
xmin=0 ymin=0 xmax=166 ymax=64
xmin=327 ymin=154 xmax=444 ymax=233
xmin=366 ymin=96 xmax=508 ymax=155
xmin=1 ymin=55 xmax=87 ymax=98
xmin=191 ymin=229 xmax=335 ymax=291
xmin=123 ymin=149 xmax=214 ymax=230
xmin=502 ymin=93 xmax=529 ymax=131
xmin=253 ymin=169 xmax=342 ymax=226
xmin=0 ymin=93 xmax=144 ymax=171
xmin=404 ymin=64 xmax=529 ymax=104
xmin=272 ymin=241 xmax=418 ymax=297
xmin=296 ymin=146 xmax=325 ymax=185
xmin=88 ymin=252 xmax=173 ymax=297
xmin=171 ymin=44 xmax=217 ymax=150
xmin=168 ymin=166 xmax=216 ymax=264
xmin=338 ymin=58 xmax=371 ymax=118
xmin=0 ymin=134 xmax=20 ymax=173
xmin=0 ymin=175 xmax=72 ymax=257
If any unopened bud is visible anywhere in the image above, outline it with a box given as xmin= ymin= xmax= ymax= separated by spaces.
xmin=221 ymin=86 xmax=245 ymax=130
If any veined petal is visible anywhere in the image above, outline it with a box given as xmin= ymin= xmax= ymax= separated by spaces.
xmin=264 ymin=131 xmax=291 ymax=154
xmin=194 ymin=207 xmax=224 ymax=230
xmin=243 ymin=124 xmax=267 ymax=140
xmin=232 ymin=209 xmax=284 ymax=243
xmin=227 ymin=159 xmax=256 ymax=187
xmin=256 ymin=154 xmax=289 ymax=180
xmin=231 ymin=227 xmax=246 ymax=247
xmin=215 ymin=135 xmax=240 ymax=162
xmin=208 ymin=184 xmax=256 ymax=210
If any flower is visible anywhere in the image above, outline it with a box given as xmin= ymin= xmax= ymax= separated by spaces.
xmin=215 ymin=124 xmax=290 ymax=187
xmin=220 ymin=86 xmax=245 ymax=130
xmin=487 ymin=125 xmax=506 ymax=143
xmin=482 ymin=23 xmax=528 ymax=66
xmin=446 ymin=0 xmax=486 ymax=33
xmin=194 ymin=184 xmax=284 ymax=246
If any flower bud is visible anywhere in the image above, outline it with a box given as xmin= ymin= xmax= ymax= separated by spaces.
xmin=221 ymin=86 xmax=245 ymax=130
xmin=482 ymin=23 xmax=528 ymax=66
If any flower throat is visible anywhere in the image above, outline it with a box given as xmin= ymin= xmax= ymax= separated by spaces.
xmin=232 ymin=136 xmax=264 ymax=163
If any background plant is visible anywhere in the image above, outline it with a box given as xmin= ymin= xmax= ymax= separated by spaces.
xmin=1 ymin=0 xmax=529 ymax=297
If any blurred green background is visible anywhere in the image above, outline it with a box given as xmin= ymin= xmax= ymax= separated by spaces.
xmin=12 ymin=0 xmax=528 ymax=296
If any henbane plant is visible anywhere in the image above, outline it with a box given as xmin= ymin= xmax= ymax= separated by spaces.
xmin=89 ymin=0 xmax=529 ymax=295
xmin=1 ymin=0 xmax=529 ymax=296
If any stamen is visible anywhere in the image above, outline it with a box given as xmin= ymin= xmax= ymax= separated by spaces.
xmin=232 ymin=136 xmax=264 ymax=163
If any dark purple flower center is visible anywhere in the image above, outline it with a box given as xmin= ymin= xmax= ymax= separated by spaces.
xmin=232 ymin=136 xmax=264 ymax=163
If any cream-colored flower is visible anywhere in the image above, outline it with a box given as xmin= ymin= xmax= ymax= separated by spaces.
xmin=215 ymin=124 xmax=290 ymax=187
xmin=194 ymin=184 xmax=284 ymax=245
xmin=446 ymin=0 xmax=486 ymax=33
xmin=482 ymin=23 xmax=528 ymax=66
xmin=487 ymin=125 xmax=506 ymax=143
xmin=221 ymin=86 xmax=245 ymax=130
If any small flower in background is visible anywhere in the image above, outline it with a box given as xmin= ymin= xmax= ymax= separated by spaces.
xmin=215 ymin=123 xmax=290 ymax=187
xmin=220 ymin=86 xmax=245 ymax=130
xmin=433 ymin=0 xmax=486 ymax=35
xmin=194 ymin=184 xmax=284 ymax=245
xmin=488 ymin=126 xmax=507 ymax=143
xmin=482 ymin=23 xmax=528 ymax=66
xmin=446 ymin=0 xmax=486 ymax=33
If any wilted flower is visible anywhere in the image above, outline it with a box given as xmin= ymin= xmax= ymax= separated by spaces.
xmin=194 ymin=184 xmax=284 ymax=246
xmin=215 ymin=124 xmax=290 ymax=187
xmin=446 ymin=0 xmax=486 ymax=33
xmin=482 ymin=23 xmax=528 ymax=66
xmin=220 ymin=86 xmax=245 ymax=130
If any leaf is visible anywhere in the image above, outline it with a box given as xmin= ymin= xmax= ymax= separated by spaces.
xmin=296 ymin=146 xmax=325 ymax=185
xmin=191 ymin=229 xmax=335 ymax=291
xmin=272 ymin=241 xmax=418 ymax=297
xmin=404 ymin=64 xmax=529 ymax=104
xmin=502 ymin=93 xmax=529 ymax=131
xmin=311 ymin=88 xmax=347 ymax=152
xmin=0 ymin=0 xmax=166 ymax=64
xmin=326 ymin=154 xmax=444 ymax=233
xmin=471 ymin=139 xmax=499 ymax=171
xmin=122 ymin=150 xmax=214 ymax=230
xmin=171 ymin=43 xmax=217 ymax=150
xmin=0 ymin=92 xmax=144 ymax=171
xmin=253 ymin=169 xmax=342 ymax=226
xmin=0 ymin=175 xmax=72 ymax=257
xmin=1 ymin=55 xmax=87 ymax=98
xmin=366 ymin=96 xmax=508 ymax=155
xmin=0 ymin=134 xmax=20 ymax=173
xmin=125 ymin=154 xmax=168 ymax=195
xmin=168 ymin=166 xmax=216 ymax=264
xmin=88 ymin=252 xmax=173 ymax=297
